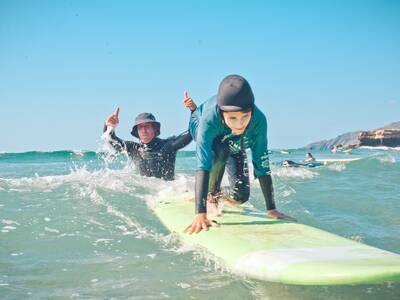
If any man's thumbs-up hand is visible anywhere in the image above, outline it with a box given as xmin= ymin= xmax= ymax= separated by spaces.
xmin=105 ymin=106 xmax=120 ymax=128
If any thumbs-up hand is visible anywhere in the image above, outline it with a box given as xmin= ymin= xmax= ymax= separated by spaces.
xmin=105 ymin=106 xmax=120 ymax=128
xmin=183 ymin=91 xmax=197 ymax=112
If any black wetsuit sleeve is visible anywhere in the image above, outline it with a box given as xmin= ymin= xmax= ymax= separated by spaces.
xmin=168 ymin=130 xmax=193 ymax=151
xmin=195 ymin=170 xmax=209 ymax=213
xmin=102 ymin=124 xmax=137 ymax=154
xmin=258 ymin=174 xmax=277 ymax=211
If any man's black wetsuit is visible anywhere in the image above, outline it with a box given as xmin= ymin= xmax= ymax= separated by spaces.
xmin=103 ymin=125 xmax=192 ymax=181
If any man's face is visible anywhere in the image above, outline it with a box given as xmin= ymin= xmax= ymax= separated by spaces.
xmin=222 ymin=111 xmax=252 ymax=135
xmin=137 ymin=122 xmax=156 ymax=144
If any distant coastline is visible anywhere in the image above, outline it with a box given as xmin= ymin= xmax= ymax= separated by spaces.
xmin=305 ymin=121 xmax=400 ymax=150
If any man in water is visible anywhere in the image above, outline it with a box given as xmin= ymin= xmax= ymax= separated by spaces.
xmin=103 ymin=104 xmax=193 ymax=181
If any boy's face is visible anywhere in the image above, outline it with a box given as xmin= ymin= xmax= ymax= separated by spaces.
xmin=137 ymin=123 xmax=156 ymax=144
xmin=222 ymin=111 xmax=252 ymax=135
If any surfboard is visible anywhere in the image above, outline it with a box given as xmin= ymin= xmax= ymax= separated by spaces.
xmin=342 ymin=149 xmax=353 ymax=154
xmin=316 ymin=157 xmax=361 ymax=164
xmin=154 ymin=195 xmax=400 ymax=285
xmin=281 ymin=160 xmax=322 ymax=168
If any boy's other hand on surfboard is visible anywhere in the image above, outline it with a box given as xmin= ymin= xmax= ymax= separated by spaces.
xmin=184 ymin=213 xmax=219 ymax=234
xmin=267 ymin=209 xmax=297 ymax=222
xmin=105 ymin=106 xmax=120 ymax=128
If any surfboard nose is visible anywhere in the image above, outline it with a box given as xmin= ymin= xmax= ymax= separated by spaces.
xmin=234 ymin=246 xmax=400 ymax=285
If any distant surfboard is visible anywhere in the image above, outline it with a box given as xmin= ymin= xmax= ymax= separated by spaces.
xmin=154 ymin=196 xmax=400 ymax=285
xmin=342 ymin=149 xmax=353 ymax=154
xmin=316 ymin=157 xmax=361 ymax=163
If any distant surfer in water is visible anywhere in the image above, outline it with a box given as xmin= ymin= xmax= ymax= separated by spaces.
xmin=103 ymin=106 xmax=192 ymax=181
xmin=183 ymin=74 xmax=296 ymax=234
xmin=305 ymin=152 xmax=315 ymax=162
xmin=281 ymin=160 xmax=301 ymax=167
xmin=280 ymin=152 xmax=320 ymax=168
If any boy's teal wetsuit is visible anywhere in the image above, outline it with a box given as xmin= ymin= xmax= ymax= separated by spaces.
xmin=189 ymin=96 xmax=276 ymax=213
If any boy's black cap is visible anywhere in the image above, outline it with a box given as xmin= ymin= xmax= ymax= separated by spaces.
xmin=217 ymin=75 xmax=254 ymax=112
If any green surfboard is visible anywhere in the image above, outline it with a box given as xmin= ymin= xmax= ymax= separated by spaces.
xmin=154 ymin=195 xmax=400 ymax=285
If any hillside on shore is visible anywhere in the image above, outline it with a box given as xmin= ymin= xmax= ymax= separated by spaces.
xmin=305 ymin=121 xmax=400 ymax=149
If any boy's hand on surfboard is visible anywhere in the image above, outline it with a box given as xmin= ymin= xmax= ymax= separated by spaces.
xmin=184 ymin=213 xmax=219 ymax=234
xmin=105 ymin=106 xmax=120 ymax=128
xmin=183 ymin=91 xmax=197 ymax=112
xmin=267 ymin=209 xmax=297 ymax=222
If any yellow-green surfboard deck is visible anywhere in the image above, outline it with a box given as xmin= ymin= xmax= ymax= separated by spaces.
xmin=154 ymin=195 xmax=400 ymax=285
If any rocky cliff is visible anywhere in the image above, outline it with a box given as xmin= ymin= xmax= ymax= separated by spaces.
xmin=359 ymin=129 xmax=400 ymax=147
xmin=305 ymin=121 xmax=400 ymax=149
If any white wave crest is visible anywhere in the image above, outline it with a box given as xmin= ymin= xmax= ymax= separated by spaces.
xmin=0 ymin=164 xmax=197 ymax=240
xmin=360 ymin=146 xmax=400 ymax=151
xmin=327 ymin=163 xmax=346 ymax=171
xmin=272 ymin=166 xmax=319 ymax=179
xmin=274 ymin=184 xmax=296 ymax=198
xmin=375 ymin=156 xmax=396 ymax=163
xmin=72 ymin=150 xmax=86 ymax=156
xmin=0 ymin=166 xmax=137 ymax=193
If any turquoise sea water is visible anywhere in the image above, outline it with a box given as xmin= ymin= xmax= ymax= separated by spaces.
xmin=1 ymin=147 xmax=399 ymax=299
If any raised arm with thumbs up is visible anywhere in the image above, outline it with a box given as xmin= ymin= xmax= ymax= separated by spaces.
xmin=183 ymin=91 xmax=197 ymax=112
xmin=105 ymin=106 xmax=120 ymax=128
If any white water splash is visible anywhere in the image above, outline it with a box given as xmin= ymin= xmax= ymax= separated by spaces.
xmin=177 ymin=282 xmax=191 ymax=289
xmin=0 ymin=162 xmax=198 ymax=246
xmin=143 ymin=174 xmax=194 ymax=209
xmin=1 ymin=219 xmax=19 ymax=233
xmin=2 ymin=219 xmax=20 ymax=226
xmin=101 ymin=125 xmax=114 ymax=140
xmin=44 ymin=227 xmax=60 ymax=234
xmin=1 ymin=226 xmax=17 ymax=233
xmin=360 ymin=146 xmax=400 ymax=151
xmin=72 ymin=150 xmax=86 ymax=157
xmin=327 ymin=163 xmax=346 ymax=171
xmin=274 ymin=184 xmax=297 ymax=199
xmin=272 ymin=166 xmax=319 ymax=179
xmin=0 ymin=166 xmax=137 ymax=193
xmin=376 ymin=156 xmax=396 ymax=164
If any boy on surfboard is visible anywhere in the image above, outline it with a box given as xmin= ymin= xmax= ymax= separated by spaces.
xmin=183 ymin=75 xmax=296 ymax=234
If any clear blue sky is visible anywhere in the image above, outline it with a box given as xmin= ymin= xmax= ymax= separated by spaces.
xmin=1 ymin=0 xmax=399 ymax=152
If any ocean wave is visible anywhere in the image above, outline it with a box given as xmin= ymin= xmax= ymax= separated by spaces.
xmin=365 ymin=154 xmax=397 ymax=164
xmin=0 ymin=150 xmax=98 ymax=162
xmin=374 ymin=156 xmax=397 ymax=164
xmin=327 ymin=163 xmax=347 ymax=171
xmin=272 ymin=166 xmax=319 ymax=180
xmin=273 ymin=184 xmax=297 ymax=207
xmin=1 ymin=219 xmax=20 ymax=233
xmin=359 ymin=146 xmax=400 ymax=151
xmin=0 ymin=167 xmax=135 ymax=192
xmin=0 ymin=165 xmax=196 ymax=243
xmin=0 ymin=163 xmax=194 ymax=206
xmin=72 ymin=150 xmax=86 ymax=157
